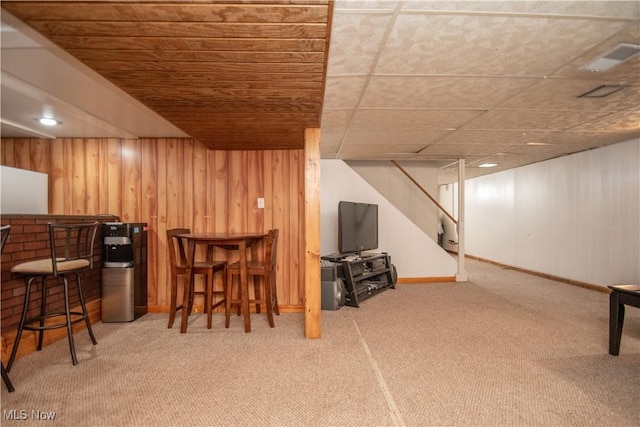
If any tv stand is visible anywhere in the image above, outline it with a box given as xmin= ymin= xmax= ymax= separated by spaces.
xmin=321 ymin=252 xmax=395 ymax=307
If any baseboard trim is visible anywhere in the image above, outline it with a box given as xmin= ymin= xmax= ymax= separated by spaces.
xmin=464 ymin=254 xmax=609 ymax=294
xmin=397 ymin=276 xmax=456 ymax=284
xmin=147 ymin=304 xmax=305 ymax=314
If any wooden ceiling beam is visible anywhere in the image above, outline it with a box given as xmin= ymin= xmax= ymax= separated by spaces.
xmin=46 ymin=35 xmax=326 ymax=52
xmin=130 ymin=89 xmax=322 ymax=102
xmin=3 ymin=3 xmax=328 ymax=23
xmin=84 ymin=61 xmax=325 ymax=73
xmin=153 ymin=102 xmax=322 ymax=113
xmin=66 ymin=49 xmax=326 ymax=63
xmin=29 ymin=21 xmax=328 ymax=39
xmin=97 ymin=71 xmax=325 ymax=82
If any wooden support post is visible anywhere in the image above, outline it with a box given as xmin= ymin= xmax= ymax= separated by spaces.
xmin=456 ymin=158 xmax=468 ymax=282
xmin=304 ymin=128 xmax=322 ymax=339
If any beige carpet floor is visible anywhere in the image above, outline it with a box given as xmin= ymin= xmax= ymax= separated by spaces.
xmin=1 ymin=258 xmax=639 ymax=426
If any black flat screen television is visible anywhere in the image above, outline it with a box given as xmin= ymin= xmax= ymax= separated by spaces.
xmin=338 ymin=201 xmax=378 ymax=254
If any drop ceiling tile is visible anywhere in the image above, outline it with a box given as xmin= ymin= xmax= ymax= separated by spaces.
xmin=350 ymin=109 xmax=482 ymax=130
xmin=320 ymin=130 xmax=347 ymax=158
xmin=436 ymin=129 xmax=552 ymax=145
xmin=505 ymin=143 xmax=582 ymax=156
xmin=467 ymin=153 xmax=561 ymax=169
xmin=463 ymin=109 xmax=612 ymax=131
xmin=516 ymin=146 xmax=591 ymax=158
xmin=321 ymin=109 xmax=353 ymax=129
xmin=403 ymin=1 xmax=638 ymax=16
xmin=323 ymin=76 xmax=368 ymax=109
xmin=320 ymin=145 xmax=341 ymax=157
xmin=498 ymin=79 xmax=640 ymax=111
xmin=344 ymin=129 xmax=449 ymax=145
xmin=420 ymin=143 xmax=516 ymax=157
xmin=521 ymin=1 xmax=640 ymax=18
xmin=425 ymin=155 xmax=486 ymax=165
xmin=334 ymin=0 xmax=400 ymax=11
xmin=326 ymin=13 xmax=393 ymax=75
xmin=375 ymin=14 xmax=629 ymax=76
xmin=361 ymin=76 xmax=534 ymax=109
xmin=539 ymin=130 xmax=639 ymax=148
xmin=321 ymin=128 xmax=346 ymax=143
xmin=542 ymin=135 xmax=638 ymax=163
xmin=339 ymin=143 xmax=426 ymax=155
xmin=570 ymin=109 xmax=640 ymax=132
xmin=341 ymin=152 xmax=420 ymax=160
xmin=402 ymin=1 xmax=529 ymax=13
xmin=438 ymin=166 xmax=499 ymax=185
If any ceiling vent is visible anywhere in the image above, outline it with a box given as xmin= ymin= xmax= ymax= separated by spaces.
xmin=580 ymin=43 xmax=640 ymax=72
xmin=578 ymin=84 xmax=624 ymax=98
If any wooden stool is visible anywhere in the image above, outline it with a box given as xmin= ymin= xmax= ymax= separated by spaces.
xmin=167 ymin=228 xmax=227 ymax=329
xmin=226 ymin=229 xmax=279 ymax=329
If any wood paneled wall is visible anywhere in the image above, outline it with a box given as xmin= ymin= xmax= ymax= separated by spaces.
xmin=1 ymin=138 xmax=306 ymax=312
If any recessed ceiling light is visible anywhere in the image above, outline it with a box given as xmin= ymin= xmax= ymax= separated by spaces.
xmin=478 ymin=163 xmax=498 ymax=168
xmin=37 ymin=117 xmax=60 ymax=126
xmin=525 ymin=142 xmax=551 ymax=146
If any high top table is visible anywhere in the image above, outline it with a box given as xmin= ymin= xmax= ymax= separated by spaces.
xmin=608 ymin=284 xmax=640 ymax=355
xmin=177 ymin=233 xmax=267 ymax=333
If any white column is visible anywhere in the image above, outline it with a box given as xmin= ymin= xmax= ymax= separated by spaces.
xmin=456 ymin=158 xmax=468 ymax=282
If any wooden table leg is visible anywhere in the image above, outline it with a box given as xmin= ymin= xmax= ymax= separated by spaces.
xmin=239 ymin=240 xmax=251 ymax=333
xmin=181 ymin=240 xmax=196 ymax=333
xmin=609 ymin=291 xmax=624 ymax=355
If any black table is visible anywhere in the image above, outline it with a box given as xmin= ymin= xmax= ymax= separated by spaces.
xmin=608 ymin=284 xmax=640 ymax=355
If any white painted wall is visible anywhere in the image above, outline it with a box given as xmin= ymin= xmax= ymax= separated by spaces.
xmin=438 ymin=183 xmax=459 ymax=252
xmin=0 ymin=166 xmax=48 ymax=214
xmin=345 ymin=160 xmax=440 ymax=240
xmin=321 ymin=159 xmax=457 ymax=278
xmin=462 ymin=138 xmax=640 ymax=287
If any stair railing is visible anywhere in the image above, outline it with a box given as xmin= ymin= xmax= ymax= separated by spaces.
xmin=390 ymin=160 xmax=457 ymax=225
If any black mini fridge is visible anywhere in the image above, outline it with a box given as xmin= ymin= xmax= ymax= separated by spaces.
xmin=101 ymin=222 xmax=148 ymax=322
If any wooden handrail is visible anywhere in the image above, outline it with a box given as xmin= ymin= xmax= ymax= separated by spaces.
xmin=390 ymin=160 xmax=458 ymax=225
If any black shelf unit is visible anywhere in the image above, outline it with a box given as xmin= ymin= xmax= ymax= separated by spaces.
xmin=322 ymin=253 xmax=395 ymax=307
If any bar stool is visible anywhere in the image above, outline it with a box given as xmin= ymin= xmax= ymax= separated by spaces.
xmin=226 ymin=229 xmax=279 ymax=329
xmin=1 ymin=224 xmax=15 ymax=392
xmin=166 ymin=228 xmax=227 ymax=329
xmin=7 ymin=222 xmax=99 ymax=370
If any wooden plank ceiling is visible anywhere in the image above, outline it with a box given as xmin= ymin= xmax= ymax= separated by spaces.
xmin=2 ymin=0 xmax=332 ymax=150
